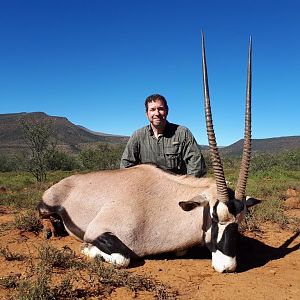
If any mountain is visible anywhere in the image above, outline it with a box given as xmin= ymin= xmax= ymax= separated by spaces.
xmin=76 ymin=125 xmax=126 ymax=137
xmin=0 ymin=112 xmax=129 ymax=155
xmin=0 ymin=112 xmax=299 ymax=156
xmin=220 ymin=136 xmax=300 ymax=156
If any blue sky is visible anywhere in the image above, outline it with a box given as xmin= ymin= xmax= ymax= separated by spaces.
xmin=0 ymin=0 xmax=299 ymax=146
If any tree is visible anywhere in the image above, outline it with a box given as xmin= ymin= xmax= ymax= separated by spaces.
xmin=21 ymin=117 xmax=56 ymax=182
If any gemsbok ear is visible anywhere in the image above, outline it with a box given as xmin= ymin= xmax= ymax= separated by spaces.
xmin=179 ymin=195 xmax=209 ymax=211
xmin=245 ymin=197 xmax=261 ymax=208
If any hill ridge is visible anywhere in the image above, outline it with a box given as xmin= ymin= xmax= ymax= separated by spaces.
xmin=220 ymin=136 xmax=300 ymax=156
xmin=0 ymin=112 xmax=129 ymax=155
xmin=0 ymin=112 xmax=299 ymax=156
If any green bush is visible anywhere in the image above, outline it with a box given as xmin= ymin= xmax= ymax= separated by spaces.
xmin=79 ymin=143 xmax=124 ymax=170
xmin=250 ymin=153 xmax=277 ymax=173
xmin=0 ymin=155 xmax=26 ymax=172
xmin=277 ymin=150 xmax=300 ymax=171
xmin=45 ymin=149 xmax=79 ymax=171
xmin=250 ymin=150 xmax=300 ymax=174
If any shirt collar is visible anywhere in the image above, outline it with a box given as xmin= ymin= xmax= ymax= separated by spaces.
xmin=147 ymin=121 xmax=170 ymax=137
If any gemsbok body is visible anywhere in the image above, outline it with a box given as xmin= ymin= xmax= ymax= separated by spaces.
xmin=38 ymin=34 xmax=260 ymax=273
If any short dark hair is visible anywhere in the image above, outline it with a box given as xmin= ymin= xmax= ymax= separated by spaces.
xmin=144 ymin=94 xmax=169 ymax=112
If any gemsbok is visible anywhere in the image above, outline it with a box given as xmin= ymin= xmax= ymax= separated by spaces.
xmin=38 ymin=33 xmax=260 ymax=273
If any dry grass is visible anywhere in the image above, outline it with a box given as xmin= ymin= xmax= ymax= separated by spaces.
xmin=0 ymin=242 xmax=177 ymax=299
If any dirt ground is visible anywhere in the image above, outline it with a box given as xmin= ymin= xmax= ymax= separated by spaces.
xmin=0 ymin=206 xmax=299 ymax=300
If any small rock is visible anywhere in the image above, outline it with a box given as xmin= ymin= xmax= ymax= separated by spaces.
xmin=284 ymin=197 xmax=300 ymax=209
xmin=0 ymin=186 xmax=7 ymax=193
xmin=286 ymin=188 xmax=300 ymax=198
xmin=269 ymin=269 xmax=276 ymax=275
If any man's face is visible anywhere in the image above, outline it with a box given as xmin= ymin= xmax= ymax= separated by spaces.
xmin=146 ymin=99 xmax=168 ymax=128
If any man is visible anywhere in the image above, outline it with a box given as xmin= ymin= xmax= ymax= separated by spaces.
xmin=120 ymin=94 xmax=206 ymax=177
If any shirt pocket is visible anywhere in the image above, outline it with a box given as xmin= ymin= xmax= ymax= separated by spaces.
xmin=164 ymin=146 xmax=182 ymax=169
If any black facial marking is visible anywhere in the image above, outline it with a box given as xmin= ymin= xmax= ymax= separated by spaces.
xmin=217 ymin=223 xmax=238 ymax=257
xmin=226 ymin=199 xmax=245 ymax=216
xmin=210 ymin=201 xmax=220 ymax=252
xmin=91 ymin=232 xmax=138 ymax=260
xmin=212 ymin=200 xmax=220 ymax=221
xmin=210 ymin=200 xmax=239 ymax=257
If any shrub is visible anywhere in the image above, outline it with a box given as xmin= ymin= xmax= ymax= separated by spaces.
xmin=0 ymin=246 xmax=26 ymax=261
xmin=79 ymin=143 xmax=124 ymax=170
xmin=0 ymin=274 xmax=20 ymax=289
xmin=250 ymin=150 xmax=300 ymax=174
xmin=18 ymin=266 xmax=53 ymax=300
xmin=250 ymin=153 xmax=277 ymax=173
xmin=277 ymin=150 xmax=300 ymax=171
xmin=37 ymin=244 xmax=84 ymax=269
xmin=45 ymin=150 xmax=79 ymax=171
xmin=0 ymin=155 xmax=26 ymax=172
xmin=14 ymin=210 xmax=43 ymax=233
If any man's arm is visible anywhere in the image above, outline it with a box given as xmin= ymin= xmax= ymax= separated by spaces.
xmin=120 ymin=133 xmax=140 ymax=168
xmin=182 ymin=129 xmax=207 ymax=177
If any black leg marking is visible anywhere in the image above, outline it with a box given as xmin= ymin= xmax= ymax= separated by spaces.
xmin=90 ymin=232 xmax=139 ymax=260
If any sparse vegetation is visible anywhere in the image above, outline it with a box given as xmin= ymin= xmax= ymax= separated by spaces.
xmin=87 ymin=257 xmax=175 ymax=298
xmin=0 ymin=246 xmax=26 ymax=261
xmin=0 ymin=243 xmax=176 ymax=299
xmin=0 ymin=274 xmax=20 ymax=289
xmin=37 ymin=243 xmax=85 ymax=269
xmin=18 ymin=265 xmax=54 ymax=300
xmin=0 ymin=171 xmax=74 ymax=209
xmin=14 ymin=210 xmax=43 ymax=233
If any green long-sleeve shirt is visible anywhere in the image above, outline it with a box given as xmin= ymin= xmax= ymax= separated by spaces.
xmin=120 ymin=122 xmax=206 ymax=177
